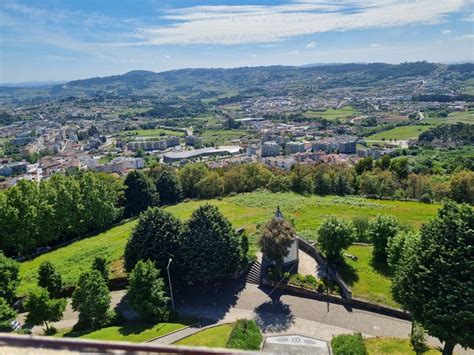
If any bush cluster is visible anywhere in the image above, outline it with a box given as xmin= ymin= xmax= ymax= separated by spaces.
xmin=331 ymin=333 xmax=368 ymax=355
xmin=226 ymin=319 xmax=263 ymax=350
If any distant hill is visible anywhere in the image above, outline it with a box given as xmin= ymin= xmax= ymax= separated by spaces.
xmin=2 ymin=62 xmax=474 ymax=103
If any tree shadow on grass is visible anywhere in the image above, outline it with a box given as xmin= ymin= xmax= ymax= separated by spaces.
xmin=117 ymin=320 xmax=155 ymax=336
xmin=336 ymin=262 xmax=359 ymax=286
xmin=370 ymin=258 xmax=393 ymax=278
xmin=254 ymin=300 xmax=295 ymax=333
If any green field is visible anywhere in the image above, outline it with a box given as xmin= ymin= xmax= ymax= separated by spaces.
xmin=18 ymin=220 xmax=137 ymax=296
xmin=365 ymin=337 xmax=440 ymax=354
xmin=424 ymin=110 xmax=474 ymax=125
xmin=18 ymin=192 xmax=440 ymax=301
xmin=367 ymin=125 xmax=432 ymax=140
xmin=367 ymin=110 xmax=473 ymax=141
xmin=56 ymin=319 xmax=194 ymax=343
xmin=200 ymin=129 xmax=249 ymax=144
xmin=339 ymin=245 xmax=396 ymax=307
xmin=118 ymin=128 xmax=185 ymax=138
xmin=175 ymin=324 xmax=233 ymax=348
xmin=304 ymin=106 xmax=358 ymax=121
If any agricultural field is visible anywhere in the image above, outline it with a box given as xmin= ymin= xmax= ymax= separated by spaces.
xmin=174 ymin=324 xmax=233 ymax=348
xmin=367 ymin=110 xmax=473 ymax=141
xmin=18 ymin=192 xmax=440 ymax=302
xmin=424 ymin=109 xmax=474 ymax=125
xmin=304 ymin=106 xmax=358 ymax=121
xmin=366 ymin=124 xmax=432 ymax=141
xmin=56 ymin=318 xmax=194 ymax=343
xmin=200 ymin=129 xmax=250 ymax=144
xmin=117 ymin=128 xmax=185 ymax=138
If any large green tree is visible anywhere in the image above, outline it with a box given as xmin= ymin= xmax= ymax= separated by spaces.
xmin=25 ymin=289 xmax=66 ymax=333
xmin=317 ymin=216 xmax=355 ymax=264
xmin=124 ymin=170 xmax=158 ymax=217
xmin=178 ymin=163 xmax=209 ymax=198
xmin=196 ymin=171 xmax=225 ymax=199
xmin=182 ymin=204 xmax=242 ymax=283
xmin=78 ymin=172 xmax=122 ymax=231
xmin=450 ymin=170 xmax=473 ymax=204
xmin=368 ymin=214 xmax=400 ymax=263
xmin=392 ymin=201 xmax=474 ymax=355
xmin=38 ymin=261 xmax=63 ymax=298
xmin=124 ymin=207 xmax=183 ymax=274
xmin=259 ymin=218 xmax=295 ymax=275
xmin=156 ymin=170 xmax=182 ymax=205
xmin=72 ymin=270 xmax=111 ymax=329
xmin=127 ymin=260 xmax=171 ymax=323
xmin=0 ymin=252 xmax=19 ymax=303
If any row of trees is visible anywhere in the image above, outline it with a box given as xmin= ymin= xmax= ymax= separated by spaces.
xmin=0 ymin=171 xmax=123 ymax=256
xmin=124 ymin=162 xmax=472 ymax=221
xmin=125 ymin=204 xmax=248 ymax=286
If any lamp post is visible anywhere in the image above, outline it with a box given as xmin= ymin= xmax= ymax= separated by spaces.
xmin=167 ymin=258 xmax=175 ymax=313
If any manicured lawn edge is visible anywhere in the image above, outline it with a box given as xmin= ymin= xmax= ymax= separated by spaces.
xmin=173 ymin=323 xmax=234 ymax=347
xmin=144 ymin=321 xmax=199 ymax=343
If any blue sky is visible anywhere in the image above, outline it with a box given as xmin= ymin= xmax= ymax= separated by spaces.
xmin=1 ymin=0 xmax=473 ymax=83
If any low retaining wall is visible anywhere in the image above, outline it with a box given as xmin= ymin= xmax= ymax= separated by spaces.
xmin=262 ymin=278 xmax=410 ymax=321
xmin=297 ymin=237 xmax=352 ymax=300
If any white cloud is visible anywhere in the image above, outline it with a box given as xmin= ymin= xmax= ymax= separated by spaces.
xmin=289 ymin=50 xmax=300 ymax=54
xmin=441 ymin=29 xmax=453 ymax=34
xmin=131 ymin=0 xmax=468 ymax=46
xmin=462 ymin=14 xmax=474 ymax=22
xmin=456 ymin=34 xmax=474 ymax=40
xmin=306 ymin=41 xmax=317 ymax=48
xmin=369 ymin=43 xmax=381 ymax=47
xmin=163 ymin=55 xmax=171 ymax=59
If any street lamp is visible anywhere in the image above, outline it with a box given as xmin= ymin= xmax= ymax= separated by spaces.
xmin=167 ymin=258 xmax=175 ymax=312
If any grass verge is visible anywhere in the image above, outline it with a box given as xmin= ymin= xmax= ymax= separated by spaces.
xmin=364 ymin=337 xmax=440 ymax=354
xmin=338 ymin=245 xmax=396 ymax=307
xmin=55 ymin=318 xmax=194 ymax=343
xmin=174 ymin=324 xmax=234 ymax=348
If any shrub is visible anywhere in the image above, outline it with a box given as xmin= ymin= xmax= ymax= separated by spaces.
xmin=331 ymin=333 xmax=367 ymax=355
xmin=410 ymin=322 xmax=428 ymax=354
xmin=226 ymin=319 xmax=263 ymax=350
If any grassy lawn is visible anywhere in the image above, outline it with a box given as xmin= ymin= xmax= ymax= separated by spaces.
xmin=200 ymin=129 xmax=249 ymax=144
xmin=365 ymin=337 xmax=440 ymax=354
xmin=18 ymin=220 xmax=137 ymax=296
xmin=339 ymin=245 xmax=396 ymax=307
xmin=367 ymin=125 xmax=433 ymax=140
xmin=174 ymin=324 xmax=233 ymax=348
xmin=305 ymin=106 xmax=358 ymax=121
xmin=55 ymin=319 xmax=194 ymax=343
xmin=18 ymin=192 xmax=440 ymax=303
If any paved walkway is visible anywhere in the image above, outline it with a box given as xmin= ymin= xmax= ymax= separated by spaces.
xmin=17 ymin=281 xmax=471 ymax=354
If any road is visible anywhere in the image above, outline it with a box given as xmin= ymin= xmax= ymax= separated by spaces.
xmin=17 ymin=281 xmax=470 ymax=353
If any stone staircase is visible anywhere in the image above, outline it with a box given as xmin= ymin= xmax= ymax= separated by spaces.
xmin=245 ymin=260 xmax=262 ymax=285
